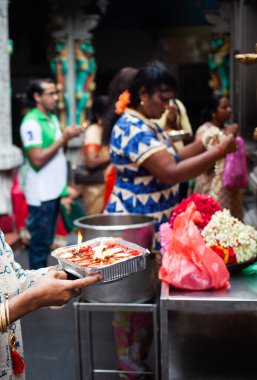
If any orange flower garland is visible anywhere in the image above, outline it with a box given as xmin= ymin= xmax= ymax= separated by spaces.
xmin=115 ymin=90 xmax=131 ymax=115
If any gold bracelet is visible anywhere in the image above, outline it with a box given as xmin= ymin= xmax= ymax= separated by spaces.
xmin=2 ymin=301 xmax=7 ymax=333
xmin=0 ymin=304 xmax=3 ymax=333
xmin=0 ymin=301 xmax=6 ymax=333
xmin=0 ymin=300 xmax=10 ymax=333
xmin=2 ymin=301 xmax=6 ymax=332
xmin=4 ymin=299 xmax=10 ymax=328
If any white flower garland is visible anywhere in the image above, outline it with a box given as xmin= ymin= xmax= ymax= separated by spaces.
xmin=201 ymin=125 xmax=224 ymax=200
xmin=201 ymin=209 xmax=257 ymax=263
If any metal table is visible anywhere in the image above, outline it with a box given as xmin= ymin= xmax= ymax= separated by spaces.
xmin=74 ymin=301 xmax=159 ymax=380
xmin=160 ymin=274 xmax=257 ymax=380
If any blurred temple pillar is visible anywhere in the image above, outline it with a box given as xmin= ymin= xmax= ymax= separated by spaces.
xmin=0 ymin=0 xmax=23 ymax=231
xmin=204 ymin=1 xmax=231 ymax=98
xmin=232 ymin=0 xmax=257 ymax=199
xmin=205 ymin=0 xmax=257 ymax=200
xmin=235 ymin=44 xmax=257 ymax=198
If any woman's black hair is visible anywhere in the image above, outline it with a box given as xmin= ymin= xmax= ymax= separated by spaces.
xmin=102 ymin=67 xmax=138 ymax=145
xmin=26 ymin=78 xmax=55 ymax=107
xmin=91 ymin=95 xmax=109 ymax=124
xmin=129 ymin=60 xmax=178 ymax=107
xmin=200 ymin=94 xmax=226 ymax=124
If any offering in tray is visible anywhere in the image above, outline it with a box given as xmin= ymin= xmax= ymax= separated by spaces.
xmin=56 ymin=239 xmax=144 ymax=267
xmin=51 ymin=237 xmax=150 ymax=283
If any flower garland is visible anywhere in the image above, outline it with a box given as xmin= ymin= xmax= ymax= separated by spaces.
xmin=201 ymin=209 xmax=257 ymax=263
xmin=160 ymin=195 xmax=257 ymax=266
xmin=169 ymin=193 xmax=222 ymax=230
xmin=115 ymin=90 xmax=131 ymax=115
xmin=201 ymin=125 xmax=224 ymax=200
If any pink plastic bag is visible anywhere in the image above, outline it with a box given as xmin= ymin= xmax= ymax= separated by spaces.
xmin=159 ymin=203 xmax=230 ymax=290
xmin=223 ymin=136 xmax=248 ymax=189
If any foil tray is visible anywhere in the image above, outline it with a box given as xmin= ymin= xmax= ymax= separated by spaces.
xmin=167 ymin=130 xmax=190 ymax=142
xmin=51 ymin=237 xmax=150 ymax=284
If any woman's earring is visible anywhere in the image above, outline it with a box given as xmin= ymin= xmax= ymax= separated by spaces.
xmin=140 ymin=99 xmax=144 ymax=106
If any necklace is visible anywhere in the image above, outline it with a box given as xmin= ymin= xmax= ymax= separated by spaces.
xmin=0 ymin=237 xmax=26 ymax=375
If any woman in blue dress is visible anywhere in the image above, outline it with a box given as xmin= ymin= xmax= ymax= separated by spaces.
xmin=106 ymin=61 xmax=236 ymax=250
xmin=105 ymin=60 xmax=236 ymax=379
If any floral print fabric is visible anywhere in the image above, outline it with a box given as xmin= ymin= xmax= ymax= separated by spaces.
xmin=0 ymin=230 xmax=47 ymax=379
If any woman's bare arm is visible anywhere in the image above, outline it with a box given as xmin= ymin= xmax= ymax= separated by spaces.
xmin=142 ymin=134 xmax=236 ymax=186
xmin=177 ymin=139 xmax=205 ymax=161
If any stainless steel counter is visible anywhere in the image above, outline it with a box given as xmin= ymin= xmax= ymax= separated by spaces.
xmin=160 ymin=274 xmax=257 ymax=380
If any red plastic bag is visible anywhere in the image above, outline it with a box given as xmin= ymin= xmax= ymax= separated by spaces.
xmin=159 ymin=203 xmax=230 ymax=290
xmin=223 ymin=136 xmax=248 ymax=189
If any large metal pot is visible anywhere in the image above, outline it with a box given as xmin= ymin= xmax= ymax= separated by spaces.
xmin=74 ymin=214 xmax=159 ymax=303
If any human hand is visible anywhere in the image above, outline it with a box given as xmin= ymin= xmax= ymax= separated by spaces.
xmin=60 ymin=196 xmax=72 ymax=213
xmin=165 ymin=105 xmax=179 ymax=130
xmin=62 ymin=125 xmax=84 ymax=143
xmin=32 ymin=270 xmax=102 ymax=308
xmin=219 ymin=134 xmax=237 ymax=156
xmin=225 ymin=123 xmax=238 ymax=137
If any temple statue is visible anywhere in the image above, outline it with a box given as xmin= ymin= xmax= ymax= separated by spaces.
xmin=47 ymin=0 xmax=108 ymax=128
xmin=74 ymin=39 xmax=96 ymax=125
xmin=208 ymin=33 xmax=230 ymax=97
xmin=204 ymin=2 xmax=231 ymax=97
xmin=49 ymin=37 xmax=68 ymax=130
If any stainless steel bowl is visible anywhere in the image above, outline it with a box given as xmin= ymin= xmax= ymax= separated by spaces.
xmin=74 ymin=214 xmax=158 ymax=303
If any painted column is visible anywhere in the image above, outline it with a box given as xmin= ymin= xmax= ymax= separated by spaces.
xmin=0 ymin=0 xmax=22 ymax=216
xmin=47 ymin=0 xmax=108 ymax=167
xmin=204 ymin=2 xmax=231 ymax=97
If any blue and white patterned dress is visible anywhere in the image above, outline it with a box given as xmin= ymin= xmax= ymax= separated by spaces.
xmin=106 ymin=108 xmax=179 ymax=249
xmin=0 ymin=230 xmax=47 ymax=379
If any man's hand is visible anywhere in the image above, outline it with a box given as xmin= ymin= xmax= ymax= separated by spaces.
xmin=62 ymin=125 xmax=85 ymax=143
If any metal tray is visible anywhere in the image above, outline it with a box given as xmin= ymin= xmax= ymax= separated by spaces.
xmin=167 ymin=130 xmax=191 ymax=142
xmin=51 ymin=237 xmax=150 ymax=284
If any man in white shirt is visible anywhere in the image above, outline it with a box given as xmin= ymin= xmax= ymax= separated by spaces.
xmin=20 ymin=78 xmax=84 ymax=269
